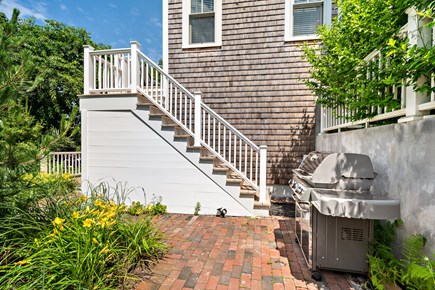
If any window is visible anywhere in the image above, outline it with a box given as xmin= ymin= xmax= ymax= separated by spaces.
xmin=285 ymin=0 xmax=332 ymax=41
xmin=182 ymin=0 xmax=222 ymax=48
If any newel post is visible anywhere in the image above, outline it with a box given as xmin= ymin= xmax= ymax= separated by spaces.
xmin=130 ymin=41 xmax=141 ymax=94
xmin=399 ymin=7 xmax=431 ymax=123
xmin=259 ymin=145 xmax=268 ymax=203
xmin=83 ymin=45 xmax=94 ymax=94
xmin=194 ymin=92 xmax=202 ymax=147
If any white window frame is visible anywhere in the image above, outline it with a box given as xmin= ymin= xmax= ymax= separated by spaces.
xmin=182 ymin=0 xmax=222 ymax=49
xmin=285 ymin=0 xmax=332 ymax=42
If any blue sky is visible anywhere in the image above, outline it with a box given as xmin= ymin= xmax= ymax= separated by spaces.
xmin=0 ymin=0 xmax=163 ymax=61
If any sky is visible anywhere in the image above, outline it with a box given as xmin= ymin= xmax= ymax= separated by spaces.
xmin=0 ymin=0 xmax=163 ymax=62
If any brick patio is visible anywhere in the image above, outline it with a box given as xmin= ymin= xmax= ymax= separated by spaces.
xmin=135 ymin=214 xmax=356 ymax=290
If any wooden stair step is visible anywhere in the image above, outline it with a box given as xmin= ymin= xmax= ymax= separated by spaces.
xmin=149 ymin=105 xmax=166 ymax=117
xmin=161 ymin=116 xmax=177 ymax=128
xmin=200 ymin=156 xmax=216 ymax=161
xmin=137 ymin=95 xmax=153 ymax=106
xmin=240 ymin=189 xmax=257 ymax=197
xmin=213 ymin=166 xmax=229 ymax=173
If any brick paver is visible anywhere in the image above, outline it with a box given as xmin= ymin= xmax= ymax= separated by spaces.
xmin=135 ymin=214 xmax=354 ymax=290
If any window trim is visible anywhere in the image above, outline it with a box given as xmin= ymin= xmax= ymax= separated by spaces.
xmin=285 ymin=0 xmax=332 ymax=42
xmin=182 ymin=0 xmax=222 ymax=49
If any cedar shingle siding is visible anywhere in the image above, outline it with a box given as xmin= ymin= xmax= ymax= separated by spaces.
xmin=168 ymin=0 xmax=316 ymax=184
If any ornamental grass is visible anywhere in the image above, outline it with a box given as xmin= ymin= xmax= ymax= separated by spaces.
xmin=0 ymin=175 xmax=167 ymax=289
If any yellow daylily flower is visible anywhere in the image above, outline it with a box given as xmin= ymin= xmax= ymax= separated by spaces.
xmin=83 ymin=218 xmax=94 ymax=228
xmin=72 ymin=211 xmax=81 ymax=219
xmin=52 ymin=217 xmax=65 ymax=226
xmin=92 ymin=237 xmax=99 ymax=244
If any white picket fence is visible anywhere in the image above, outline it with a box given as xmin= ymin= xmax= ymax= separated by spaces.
xmin=321 ymin=8 xmax=435 ymax=132
xmin=41 ymin=152 xmax=82 ymax=176
xmin=83 ymin=42 xmax=268 ymax=202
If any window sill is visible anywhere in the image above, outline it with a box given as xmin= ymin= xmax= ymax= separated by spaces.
xmin=285 ymin=35 xmax=320 ymax=42
xmin=182 ymin=42 xmax=222 ymax=49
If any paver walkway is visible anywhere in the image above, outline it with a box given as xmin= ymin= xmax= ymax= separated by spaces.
xmin=135 ymin=214 xmax=356 ymax=290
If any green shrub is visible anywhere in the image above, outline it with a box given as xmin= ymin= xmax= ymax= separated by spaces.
xmin=0 ymin=184 xmax=167 ymax=289
xmin=368 ymin=221 xmax=435 ymax=289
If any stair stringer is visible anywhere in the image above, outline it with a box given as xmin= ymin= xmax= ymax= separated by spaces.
xmin=131 ymin=109 xmax=257 ymax=213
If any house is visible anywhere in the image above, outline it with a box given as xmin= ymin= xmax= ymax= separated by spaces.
xmin=163 ymin=0 xmax=336 ymax=187
xmin=79 ymin=0 xmax=336 ymax=216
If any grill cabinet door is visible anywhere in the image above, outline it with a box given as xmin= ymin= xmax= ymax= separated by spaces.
xmin=313 ymin=208 xmax=372 ymax=273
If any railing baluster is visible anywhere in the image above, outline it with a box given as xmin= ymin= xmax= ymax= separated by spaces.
xmin=184 ymin=93 xmax=187 ymax=126
xmin=213 ymin=117 xmax=216 ymax=150
xmin=244 ymin=143 xmax=247 ymax=174
xmin=223 ymin=127 xmax=226 ymax=159
xmin=202 ymin=109 xmax=206 ymax=141
xmin=169 ymin=82 xmax=173 ymax=114
xmin=228 ymin=131 xmax=232 ymax=164
xmin=218 ymin=124 xmax=221 ymax=154
xmin=98 ymin=56 xmax=102 ymax=89
xmin=207 ymin=114 xmax=211 ymax=145
xmin=189 ymin=97 xmax=192 ymax=130
xmin=234 ymin=134 xmax=237 ymax=167
xmin=250 ymin=148 xmax=253 ymax=180
xmin=255 ymin=151 xmax=258 ymax=185
xmin=179 ymin=91 xmax=183 ymax=122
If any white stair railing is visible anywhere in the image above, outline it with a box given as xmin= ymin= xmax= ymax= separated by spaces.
xmin=83 ymin=42 xmax=268 ymax=203
xmin=41 ymin=152 xmax=82 ymax=176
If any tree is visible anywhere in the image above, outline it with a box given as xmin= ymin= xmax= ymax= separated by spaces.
xmin=16 ymin=19 xmax=109 ymax=132
xmin=0 ymin=6 xmax=78 ymax=213
xmin=302 ymin=0 xmax=424 ymax=120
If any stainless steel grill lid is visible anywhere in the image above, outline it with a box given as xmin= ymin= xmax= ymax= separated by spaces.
xmin=293 ymin=152 xmax=400 ymax=220
xmin=304 ymin=189 xmax=400 ymax=220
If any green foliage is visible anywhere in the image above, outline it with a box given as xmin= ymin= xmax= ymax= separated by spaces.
xmin=194 ymin=201 xmax=201 ymax=216
xmin=303 ymin=0 xmax=434 ymax=121
xmin=126 ymin=200 xmax=167 ymax=216
xmin=368 ymin=221 xmax=435 ymax=289
xmin=17 ymin=19 xmax=109 ymax=131
xmin=0 ymin=185 xmax=167 ymax=289
xmin=401 ymin=235 xmax=435 ymax=289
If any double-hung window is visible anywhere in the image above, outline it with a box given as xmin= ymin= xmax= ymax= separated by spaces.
xmin=285 ymin=0 xmax=332 ymax=41
xmin=182 ymin=0 xmax=222 ymax=48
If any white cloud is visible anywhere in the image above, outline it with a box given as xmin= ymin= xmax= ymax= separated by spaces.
xmin=0 ymin=0 xmax=47 ymax=21
xmin=149 ymin=17 xmax=162 ymax=28
xmin=130 ymin=7 xmax=139 ymax=16
xmin=108 ymin=3 xmax=117 ymax=9
xmin=60 ymin=4 xmax=67 ymax=11
xmin=77 ymin=7 xmax=84 ymax=13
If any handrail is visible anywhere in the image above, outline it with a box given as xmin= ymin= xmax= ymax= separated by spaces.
xmin=83 ymin=42 xmax=268 ymax=202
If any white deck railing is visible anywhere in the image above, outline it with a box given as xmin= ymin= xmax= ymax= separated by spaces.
xmin=83 ymin=42 xmax=268 ymax=202
xmin=321 ymin=8 xmax=435 ymax=132
xmin=41 ymin=152 xmax=81 ymax=176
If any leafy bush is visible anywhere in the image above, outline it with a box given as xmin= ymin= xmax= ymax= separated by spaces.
xmin=368 ymin=221 xmax=435 ymax=289
xmin=303 ymin=0 xmax=435 ymax=121
xmin=0 ymin=184 xmax=167 ymax=289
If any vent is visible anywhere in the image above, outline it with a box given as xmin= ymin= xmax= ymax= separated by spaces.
xmin=352 ymin=228 xmax=364 ymax=242
xmin=340 ymin=227 xmax=364 ymax=242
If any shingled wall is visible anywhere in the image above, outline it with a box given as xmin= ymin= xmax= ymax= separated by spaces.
xmin=167 ymin=0 xmax=316 ymax=184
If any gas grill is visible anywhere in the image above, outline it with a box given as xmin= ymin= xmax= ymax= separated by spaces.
xmin=289 ymin=152 xmax=400 ymax=275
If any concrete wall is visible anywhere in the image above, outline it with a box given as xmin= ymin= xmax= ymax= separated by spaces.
xmin=316 ymin=118 xmax=435 ymax=255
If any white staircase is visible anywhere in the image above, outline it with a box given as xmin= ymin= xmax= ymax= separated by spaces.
xmin=81 ymin=41 xmax=270 ymax=216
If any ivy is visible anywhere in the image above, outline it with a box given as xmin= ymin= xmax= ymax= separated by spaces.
xmin=303 ymin=0 xmax=434 ymax=121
